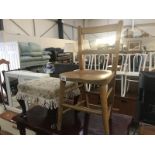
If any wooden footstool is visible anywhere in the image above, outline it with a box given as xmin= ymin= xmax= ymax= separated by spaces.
xmin=12 ymin=106 xmax=57 ymax=135
xmin=12 ymin=105 xmax=82 ymax=135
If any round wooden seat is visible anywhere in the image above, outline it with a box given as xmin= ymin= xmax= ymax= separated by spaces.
xmin=60 ymin=69 xmax=113 ymax=84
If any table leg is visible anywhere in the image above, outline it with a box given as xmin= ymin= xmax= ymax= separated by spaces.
xmin=17 ymin=122 xmax=26 ymax=135
xmin=17 ymin=99 xmax=27 ymax=118
xmin=57 ymin=80 xmax=66 ymax=131
xmin=47 ymin=108 xmax=57 ymax=129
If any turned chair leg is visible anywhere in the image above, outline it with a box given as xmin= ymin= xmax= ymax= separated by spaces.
xmin=100 ymin=85 xmax=110 ymax=134
xmin=83 ymin=113 xmax=90 ymax=135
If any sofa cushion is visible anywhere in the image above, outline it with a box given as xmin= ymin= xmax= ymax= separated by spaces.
xmin=29 ymin=42 xmax=42 ymax=52
xmin=20 ymin=56 xmax=43 ymax=62
xmin=29 ymin=51 xmax=43 ymax=57
xmin=28 ymin=42 xmax=43 ymax=56
xmin=19 ymin=42 xmax=31 ymax=56
xmin=21 ymin=55 xmax=50 ymax=62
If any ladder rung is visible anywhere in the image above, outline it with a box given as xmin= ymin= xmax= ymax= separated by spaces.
xmin=62 ymin=103 xmax=102 ymax=115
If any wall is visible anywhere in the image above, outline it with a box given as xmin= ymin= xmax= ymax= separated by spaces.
xmin=2 ymin=19 xmax=155 ymax=50
xmin=84 ymin=19 xmax=155 ymax=50
xmin=84 ymin=19 xmax=155 ymax=36
xmin=3 ymin=19 xmax=83 ymax=41
xmin=63 ymin=19 xmax=84 ymax=40
xmin=0 ymin=31 xmax=76 ymax=49
xmin=3 ymin=19 xmax=155 ymax=39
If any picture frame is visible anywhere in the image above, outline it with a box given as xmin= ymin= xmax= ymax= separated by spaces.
xmin=127 ymin=40 xmax=141 ymax=52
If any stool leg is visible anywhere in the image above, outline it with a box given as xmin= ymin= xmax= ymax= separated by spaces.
xmin=57 ymin=80 xmax=66 ymax=131
xmin=17 ymin=99 xmax=27 ymax=118
xmin=17 ymin=122 xmax=26 ymax=135
xmin=100 ymin=85 xmax=109 ymax=134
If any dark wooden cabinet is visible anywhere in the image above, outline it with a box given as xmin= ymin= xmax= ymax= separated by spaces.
xmin=79 ymin=81 xmax=138 ymax=117
xmin=113 ymin=80 xmax=138 ymax=117
xmin=114 ymin=95 xmax=137 ymax=116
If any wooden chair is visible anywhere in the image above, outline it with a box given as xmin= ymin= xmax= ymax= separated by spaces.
xmin=57 ymin=21 xmax=123 ymax=134
xmin=0 ymin=59 xmax=10 ymax=109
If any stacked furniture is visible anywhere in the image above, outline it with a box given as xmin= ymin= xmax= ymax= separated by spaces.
xmin=44 ymin=47 xmax=77 ymax=77
xmin=19 ymin=42 xmax=50 ymax=69
xmin=44 ymin=47 xmax=73 ymax=63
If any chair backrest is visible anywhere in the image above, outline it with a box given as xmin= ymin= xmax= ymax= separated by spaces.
xmin=118 ymin=54 xmax=128 ymax=72
xmin=78 ymin=21 xmax=123 ymax=75
xmin=84 ymin=53 xmax=109 ymax=70
xmin=148 ymin=52 xmax=155 ymax=71
xmin=0 ymin=59 xmax=10 ymax=105
xmin=84 ymin=53 xmax=110 ymax=91
xmin=77 ymin=21 xmax=123 ymax=99
xmin=127 ymin=53 xmax=147 ymax=73
xmin=0 ymin=59 xmax=10 ymax=80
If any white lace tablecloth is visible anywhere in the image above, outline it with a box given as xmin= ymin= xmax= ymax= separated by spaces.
xmin=16 ymin=77 xmax=80 ymax=109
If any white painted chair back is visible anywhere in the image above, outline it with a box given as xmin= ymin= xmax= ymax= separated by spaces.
xmin=116 ymin=54 xmax=128 ymax=73
xmin=148 ymin=52 xmax=155 ymax=71
xmin=122 ymin=53 xmax=148 ymax=97
xmin=84 ymin=53 xmax=110 ymax=91
xmin=127 ymin=53 xmax=147 ymax=74
xmin=85 ymin=54 xmax=109 ymax=70
xmin=115 ymin=53 xmax=128 ymax=97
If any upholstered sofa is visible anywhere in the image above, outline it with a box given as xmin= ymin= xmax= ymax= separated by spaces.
xmin=18 ymin=42 xmax=50 ymax=69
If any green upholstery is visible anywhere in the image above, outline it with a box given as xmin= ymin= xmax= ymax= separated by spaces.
xmin=29 ymin=42 xmax=42 ymax=52
xmin=19 ymin=42 xmax=43 ymax=56
xmin=21 ymin=55 xmax=50 ymax=62
xmin=19 ymin=42 xmax=31 ymax=56
xmin=29 ymin=52 xmax=43 ymax=57
xmin=19 ymin=42 xmax=50 ymax=68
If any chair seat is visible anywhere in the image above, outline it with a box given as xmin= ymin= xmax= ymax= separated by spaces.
xmin=125 ymin=72 xmax=139 ymax=77
xmin=60 ymin=69 xmax=113 ymax=84
xmin=116 ymin=71 xmax=125 ymax=75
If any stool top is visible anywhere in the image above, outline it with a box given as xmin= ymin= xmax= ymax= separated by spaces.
xmin=60 ymin=69 xmax=113 ymax=84
xmin=16 ymin=77 xmax=80 ymax=109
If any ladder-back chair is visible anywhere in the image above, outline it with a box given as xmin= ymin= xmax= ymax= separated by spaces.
xmin=57 ymin=21 xmax=123 ymax=134
xmin=0 ymin=59 xmax=10 ymax=109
